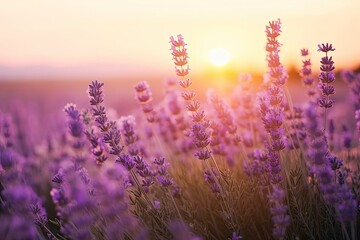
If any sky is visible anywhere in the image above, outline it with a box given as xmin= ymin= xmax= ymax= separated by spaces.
xmin=0 ymin=0 xmax=359 ymax=80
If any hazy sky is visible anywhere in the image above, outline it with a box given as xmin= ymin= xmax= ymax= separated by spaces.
xmin=0 ymin=0 xmax=359 ymax=80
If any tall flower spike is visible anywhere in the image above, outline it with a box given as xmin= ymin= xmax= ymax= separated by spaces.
xmin=170 ymin=34 xmax=190 ymax=77
xmin=88 ymin=81 xmax=124 ymax=164
xmin=299 ymin=48 xmax=317 ymax=99
xmin=134 ymin=81 xmax=157 ymax=123
xmin=356 ymin=110 xmax=360 ymax=142
xmin=64 ymin=103 xmax=85 ymax=150
xmin=261 ymin=19 xmax=287 ymax=184
xmin=318 ymin=43 xmax=336 ymax=131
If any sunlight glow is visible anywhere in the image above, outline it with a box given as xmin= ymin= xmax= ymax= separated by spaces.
xmin=208 ymin=48 xmax=230 ymax=67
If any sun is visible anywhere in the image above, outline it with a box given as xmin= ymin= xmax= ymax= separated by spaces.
xmin=208 ymin=48 xmax=230 ymax=67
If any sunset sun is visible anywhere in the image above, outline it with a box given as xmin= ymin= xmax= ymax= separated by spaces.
xmin=208 ymin=48 xmax=230 ymax=67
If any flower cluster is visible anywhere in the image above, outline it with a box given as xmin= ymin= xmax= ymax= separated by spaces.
xmin=170 ymin=34 xmax=212 ymax=161
xmin=1 ymin=19 xmax=360 ymax=240
xmin=268 ymin=186 xmax=290 ymax=238
xmin=134 ymin=81 xmax=157 ymax=123
xmin=170 ymin=34 xmax=190 ymax=77
xmin=260 ymin=19 xmax=288 ymax=185
xmin=265 ymin=19 xmax=288 ymax=86
xmin=304 ymin=102 xmax=336 ymax=201
xmin=318 ymin=43 xmax=336 ymax=109
xmin=88 ymin=81 xmax=123 ymax=164
xmin=356 ymin=110 xmax=360 ymax=142
xmin=305 ymin=102 xmax=356 ymax=221
xmin=154 ymin=157 xmax=174 ymax=188
xmin=0 ymin=117 xmax=49 ymax=239
xmin=299 ymin=48 xmax=317 ymax=99
xmin=286 ymin=107 xmax=306 ymax=150
xmin=119 ymin=115 xmax=139 ymax=155
xmin=64 ymin=103 xmax=86 ymax=149
xmin=204 ymin=168 xmax=221 ymax=193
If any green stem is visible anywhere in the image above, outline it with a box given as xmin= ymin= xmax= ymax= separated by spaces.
xmin=167 ymin=188 xmax=183 ymax=222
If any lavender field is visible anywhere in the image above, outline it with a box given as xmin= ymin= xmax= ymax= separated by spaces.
xmin=1 ymin=18 xmax=360 ymax=240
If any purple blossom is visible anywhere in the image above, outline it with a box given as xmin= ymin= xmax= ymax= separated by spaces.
xmin=207 ymin=89 xmax=239 ymax=149
xmin=170 ymin=34 xmax=215 ymax=164
xmin=318 ymin=43 xmax=336 ymax=114
xmin=170 ymin=35 xmax=190 ymax=77
xmin=88 ymin=82 xmax=120 ymax=163
xmin=134 ymin=81 xmax=157 ymax=123
xmin=317 ymin=43 xmax=335 ymax=53
xmin=300 ymin=48 xmax=316 ymax=98
xmin=336 ymin=185 xmax=357 ymax=222
xmin=328 ymin=155 xmax=343 ymax=171
xmin=92 ymin=164 xmax=141 ymax=239
xmin=0 ymin=148 xmax=16 ymax=170
xmin=356 ymin=110 xmax=360 ymax=141
xmin=194 ymin=148 xmax=211 ymax=160
xmin=64 ymin=103 xmax=84 ymax=138
xmin=154 ymin=200 xmax=161 ymax=209
xmin=50 ymin=166 xmax=97 ymax=239
xmin=268 ymin=186 xmax=290 ymax=238
xmin=305 ymin=103 xmax=356 ymax=221
xmin=341 ymin=70 xmax=357 ymax=84
xmin=341 ymin=125 xmax=352 ymax=150
xmin=242 ymin=160 xmax=264 ymax=177
xmin=0 ymin=215 xmax=38 ymax=240
xmin=119 ymin=115 xmax=139 ymax=155
xmin=167 ymin=91 xmax=183 ymax=114
xmin=134 ymin=81 xmax=153 ymax=104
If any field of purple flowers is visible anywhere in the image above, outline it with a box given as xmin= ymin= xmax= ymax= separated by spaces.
xmin=1 ymin=19 xmax=360 ymax=240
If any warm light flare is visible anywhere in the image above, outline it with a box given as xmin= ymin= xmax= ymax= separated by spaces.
xmin=208 ymin=48 xmax=230 ymax=67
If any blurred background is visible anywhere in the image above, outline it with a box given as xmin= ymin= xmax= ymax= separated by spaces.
xmin=0 ymin=0 xmax=359 ymax=116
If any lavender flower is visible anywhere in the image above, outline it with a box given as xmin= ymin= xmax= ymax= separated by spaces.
xmin=88 ymin=81 xmax=123 ymax=164
xmin=259 ymin=19 xmax=288 ymax=185
xmin=317 ymin=43 xmax=336 ymax=131
xmin=342 ymin=71 xmax=360 ymax=110
xmin=170 ymin=34 xmax=190 ymax=77
xmin=336 ymin=186 xmax=357 ymax=222
xmin=204 ymin=168 xmax=221 ymax=193
xmin=356 ymin=110 xmax=360 ymax=142
xmin=268 ymin=186 xmax=290 ymax=239
xmin=265 ymin=19 xmax=288 ymax=86
xmin=299 ymin=48 xmax=317 ymax=99
xmin=0 ymin=215 xmax=38 ymax=240
xmin=50 ymin=165 xmax=96 ymax=239
xmin=286 ymin=107 xmax=306 ymax=150
xmin=0 ymin=148 xmax=16 ymax=170
xmin=305 ymin=103 xmax=356 ymax=221
xmin=85 ymin=129 xmax=108 ymax=163
xmin=341 ymin=70 xmax=357 ymax=84
xmin=341 ymin=125 xmax=352 ymax=150
xmin=153 ymin=157 xmax=174 ymax=188
xmin=207 ymin=89 xmax=240 ymax=144
xmin=328 ymin=155 xmax=343 ymax=171
xmin=64 ymin=103 xmax=84 ymax=138
xmin=119 ymin=115 xmax=139 ymax=155
xmin=63 ymin=103 xmax=88 ymax=151
xmin=318 ymin=43 xmax=335 ymax=53
xmin=93 ymin=164 xmax=141 ymax=239
xmin=88 ymin=81 xmax=112 ymax=132
xmin=169 ymin=34 xmax=212 ymax=162
xmin=0 ymin=114 xmax=14 ymax=148
xmin=305 ymin=103 xmax=337 ymax=202
xmin=134 ymin=81 xmax=157 ymax=123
